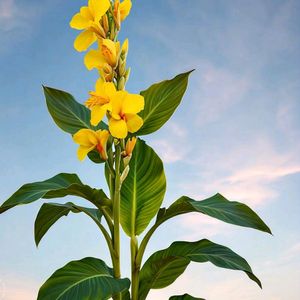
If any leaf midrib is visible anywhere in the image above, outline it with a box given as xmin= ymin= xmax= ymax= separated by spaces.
xmin=47 ymin=91 xmax=91 ymax=130
xmin=141 ymin=81 xmax=182 ymax=124
xmin=56 ymin=273 xmax=113 ymax=299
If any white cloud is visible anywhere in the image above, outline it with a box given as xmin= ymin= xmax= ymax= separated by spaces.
xmin=192 ymin=63 xmax=251 ymax=125
xmin=182 ymin=137 xmax=300 ymax=207
xmin=0 ymin=0 xmax=44 ymax=52
xmin=0 ymin=275 xmax=38 ymax=300
xmin=151 ymin=121 xmax=190 ymax=163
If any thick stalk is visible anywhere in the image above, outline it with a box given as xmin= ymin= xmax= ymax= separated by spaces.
xmin=131 ymin=236 xmax=139 ymax=300
xmin=113 ymin=144 xmax=122 ymax=299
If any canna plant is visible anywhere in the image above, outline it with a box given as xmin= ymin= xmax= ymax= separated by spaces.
xmin=0 ymin=1 xmax=272 ymax=299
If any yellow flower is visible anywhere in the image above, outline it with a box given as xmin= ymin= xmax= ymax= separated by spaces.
xmin=85 ymin=79 xmax=117 ymax=126
xmin=109 ymin=92 xmax=144 ymax=138
xmin=124 ymin=137 xmax=137 ymax=157
xmin=114 ymin=0 xmax=132 ymax=27
xmin=70 ymin=0 xmax=111 ymax=52
xmin=84 ymin=39 xmax=121 ymax=71
xmin=73 ymin=129 xmax=110 ymax=161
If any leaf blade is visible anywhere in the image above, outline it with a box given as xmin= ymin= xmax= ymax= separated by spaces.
xmin=43 ymin=86 xmax=106 ymax=135
xmin=37 ymin=257 xmax=130 ymax=300
xmin=137 ymin=71 xmax=193 ymax=135
xmin=34 ymin=202 xmax=102 ymax=246
xmin=139 ymin=239 xmax=261 ymax=300
xmin=0 ymin=173 xmax=104 ymax=214
xmin=158 ymin=193 xmax=271 ymax=234
xmin=121 ymin=139 xmax=166 ymax=236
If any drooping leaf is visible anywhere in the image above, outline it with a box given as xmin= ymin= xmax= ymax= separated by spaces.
xmin=157 ymin=193 xmax=271 ymax=234
xmin=43 ymin=86 xmax=106 ymax=135
xmin=121 ymin=139 xmax=166 ymax=236
xmin=137 ymin=71 xmax=193 ymax=135
xmin=34 ymin=202 xmax=102 ymax=246
xmin=169 ymin=295 xmax=205 ymax=300
xmin=37 ymin=257 xmax=130 ymax=300
xmin=0 ymin=173 xmax=106 ymax=214
xmin=139 ymin=239 xmax=261 ymax=300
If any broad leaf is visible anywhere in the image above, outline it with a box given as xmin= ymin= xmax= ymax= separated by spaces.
xmin=37 ymin=257 xmax=130 ymax=300
xmin=0 ymin=173 xmax=105 ymax=214
xmin=44 ymin=86 xmax=106 ymax=135
xmin=121 ymin=139 xmax=166 ymax=236
xmin=169 ymin=295 xmax=205 ymax=300
xmin=137 ymin=71 xmax=193 ymax=135
xmin=157 ymin=193 xmax=271 ymax=234
xmin=34 ymin=202 xmax=102 ymax=246
xmin=139 ymin=239 xmax=261 ymax=300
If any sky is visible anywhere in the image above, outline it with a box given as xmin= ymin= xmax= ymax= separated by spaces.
xmin=0 ymin=0 xmax=299 ymax=299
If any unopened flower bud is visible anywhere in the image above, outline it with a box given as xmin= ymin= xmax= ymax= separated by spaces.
xmin=120 ymin=165 xmax=130 ymax=183
xmin=102 ymin=14 xmax=109 ymax=34
xmin=118 ymin=58 xmax=127 ymax=76
xmin=118 ymin=76 xmax=126 ymax=90
xmin=97 ymin=24 xmax=106 ymax=39
xmin=125 ymin=68 xmax=131 ymax=82
xmin=113 ymin=1 xmax=121 ymax=30
xmin=121 ymin=39 xmax=129 ymax=58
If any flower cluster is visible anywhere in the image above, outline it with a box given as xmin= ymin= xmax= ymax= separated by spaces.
xmin=70 ymin=0 xmax=144 ymax=161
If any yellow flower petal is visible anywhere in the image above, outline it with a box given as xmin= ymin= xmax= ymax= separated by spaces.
xmin=104 ymin=82 xmax=117 ymax=95
xmin=90 ymin=104 xmax=111 ymax=126
xmin=125 ymin=137 xmax=137 ymax=156
xmin=120 ymin=0 xmax=132 ymax=21
xmin=111 ymin=91 xmax=128 ymax=116
xmin=73 ymin=129 xmax=98 ymax=146
xmin=80 ymin=6 xmax=93 ymax=20
xmin=109 ymin=118 xmax=128 ymax=138
xmin=121 ymin=38 xmax=129 ymax=55
xmin=70 ymin=11 xmax=90 ymax=30
xmin=88 ymin=0 xmax=111 ymax=23
xmin=101 ymin=39 xmax=118 ymax=66
xmin=126 ymin=114 xmax=143 ymax=133
xmin=95 ymin=80 xmax=116 ymax=96
xmin=84 ymin=49 xmax=106 ymax=70
xmin=77 ymin=145 xmax=95 ymax=161
xmin=74 ymin=30 xmax=97 ymax=52
xmin=122 ymin=94 xmax=144 ymax=114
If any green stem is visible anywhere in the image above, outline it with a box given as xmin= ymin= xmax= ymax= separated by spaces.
xmin=131 ymin=236 xmax=139 ymax=300
xmin=113 ymin=143 xmax=122 ymax=299
xmin=136 ymin=220 xmax=164 ymax=270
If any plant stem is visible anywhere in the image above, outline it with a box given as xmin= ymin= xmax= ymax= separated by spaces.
xmin=131 ymin=236 xmax=139 ymax=300
xmin=113 ymin=143 xmax=122 ymax=299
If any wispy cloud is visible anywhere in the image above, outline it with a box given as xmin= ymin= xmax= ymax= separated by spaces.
xmin=0 ymin=0 xmax=43 ymax=53
xmin=150 ymin=122 xmax=190 ymax=163
xmin=182 ymin=137 xmax=300 ymax=206
xmin=0 ymin=275 xmax=38 ymax=300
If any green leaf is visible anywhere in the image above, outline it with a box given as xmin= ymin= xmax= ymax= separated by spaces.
xmin=121 ymin=139 xmax=166 ymax=236
xmin=137 ymin=71 xmax=193 ymax=135
xmin=139 ymin=239 xmax=261 ymax=300
xmin=0 ymin=173 xmax=105 ymax=214
xmin=34 ymin=202 xmax=102 ymax=246
xmin=43 ymin=86 xmax=106 ymax=135
xmin=157 ymin=193 xmax=272 ymax=234
xmin=37 ymin=257 xmax=130 ymax=300
xmin=169 ymin=295 xmax=205 ymax=300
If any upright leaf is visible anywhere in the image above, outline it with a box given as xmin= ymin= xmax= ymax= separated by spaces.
xmin=37 ymin=257 xmax=130 ymax=300
xmin=0 ymin=173 xmax=105 ymax=214
xmin=34 ymin=202 xmax=102 ymax=246
xmin=139 ymin=239 xmax=261 ymax=300
xmin=121 ymin=139 xmax=166 ymax=236
xmin=43 ymin=86 xmax=106 ymax=135
xmin=137 ymin=71 xmax=193 ymax=135
xmin=157 ymin=193 xmax=271 ymax=234
xmin=169 ymin=295 xmax=205 ymax=300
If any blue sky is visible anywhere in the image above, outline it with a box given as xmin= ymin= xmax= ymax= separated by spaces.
xmin=0 ymin=0 xmax=299 ymax=299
